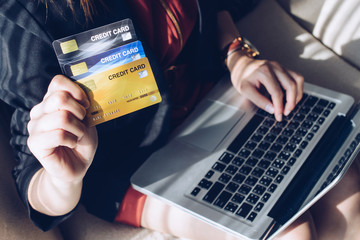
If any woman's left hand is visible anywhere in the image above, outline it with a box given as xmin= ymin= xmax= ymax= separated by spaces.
xmin=227 ymin=50 xmax=304 ymax=122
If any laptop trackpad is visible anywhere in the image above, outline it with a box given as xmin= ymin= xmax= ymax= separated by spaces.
xmin=176 ymin=100 xmax=245 ymax=152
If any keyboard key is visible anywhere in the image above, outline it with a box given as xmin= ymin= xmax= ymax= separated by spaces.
xmin=254 ymin=202 xmax=264 ymax=212
xmin=245 ymin=176 xmax=258 ymax=186
xmin=288 ymin=121 xmax=300 ymax=129
xmin=252 ymin=149 xmax=265 ymax=158
xmin=264 ymin=133 xmax=277 ymax=142
xmin=225 ymin=202 xmax=238 ymax=213
xmin=275 ymin=175 xmax=284 ymax=184
xmin=203 ymin=182 xmax=225 ymax=203
xmin=225 ymin=165 xmax=238 ymax=175
xmin=266 ymin=168 xmax=279 ymax=178
xmin=269 ymin=184 xmax=278 ymax=193
xmin=245 ymin=141 xmax=257 ymax=150
xmin=212 ymin=162 xmax=226 ymax=172
xmin=251 ymin=133 xmax=263 ymax=143
xmin=300 ymin=141 xmax=308 ymax=149
xmin=304 ymin=96 xmax=318 ymax=106
xmin=218 ymin=173 xmax=232 ymax=183
xmin=253 ymin=185 xmax=266 ymax=195
xmin=219 ymin=152 xmax=234 ymax=164
xmin=278 ymin=151 xmax=291 ymax=160
xmin=272 ymin=159 xmax=285 ymax=169
xmin=281 ymin=166 xmax=291 ymax=175
xmin=236 ymin=203 xmax=253 ymax=218
xmin=277 ymin=135 xmax=289 ymax=144
xmin=271 ymin=143 xmax=283 ymax=152
xmin=198 ymin=179 xmax=213 ymax=189
xmin=294 ymin=149 xmax=303 ymax=158
xmin=288 ymin=157 xmax=297 ymax=166
xmin=238 ymin=185 xmax=252 ymax=195
xmin=318 ymin=99 xmax=329 ymax=107
xmin=257 ymin=126 xmax=269 ymax=135
xmin=205 ymin=170 xmax=215 ymax=179
xmin=247 ymin=212 xmax=258 ymax=222
xmin=261 ymin=193 xmax=271 ymax=202
xmin=263 ymin=119 xmax=275 ymax=127
xmin=226 ymin=182 xmax=240 ymax=193
xmin=246 ymin=157 xmax=259 ymax=167
xmin=239 ymin=149 xmax=251 ymax=158
xmin=258 ymin=141 xmax=271 ymax=150
xmin=239 ymin=165 xmax=252 ymax=175
xmin=232 ymin=157 xmax=245 ymax=167
xmin=252 ymin=167 xmax=265 ymax=178
xmin=259 ymin=176 xmax=272 ymax=187
xmin=246 ymin=193 xmax=260 ymax=204
xmin=264 ymin=151 xmax=277 ymax=161
xmin=232 ymin=173 xmax=246 ymax=184
xmin=191 ymin=187 xmax=201 ymax=196
xmin=232 ymin=193 xmax=245 ymax=204
xmin=282 ymin=128 xmax=294 ymax=137
xmin=284 ymin=143 xmax=296 ymax=152
xmin=258 ymin=159 xmax=271 ymax=169
xmin=214 ymin=191 xmax=232 ymax=208
xmin=290 ymin=135 xmax=302 ymax=144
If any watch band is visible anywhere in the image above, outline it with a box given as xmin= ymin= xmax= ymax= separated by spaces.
xmin=223 ymin=36 xmax=260 ymax=66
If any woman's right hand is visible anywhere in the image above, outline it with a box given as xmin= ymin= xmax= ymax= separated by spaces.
xmin=27 ymin=75 xmax=98 ymax=184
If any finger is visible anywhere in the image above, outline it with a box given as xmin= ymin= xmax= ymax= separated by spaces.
xmin=255 ymin=63 xmax=284 ymax=121
xmin=288 ymin=70 xmax=305 ymax=103
xmin=30 ymin=91 xmax=87 ymax=120
xmin=240 ymin=81 xmax=275 ymax=114
xmin=45 ymin=75 xmax=90 ymax=108
xmin=27 ymin=129 xmax=78 ymax=159
xmin=28 ymin=110 xmax=86 ymax=140
xmin=269 ymin=63 xmax=298 ymax=116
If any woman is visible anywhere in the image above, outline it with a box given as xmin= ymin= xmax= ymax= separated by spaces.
xmin=1 ymin=0 xmax=359 ymax=239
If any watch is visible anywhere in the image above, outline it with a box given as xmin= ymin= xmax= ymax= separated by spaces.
xmin=223 ymin=36 xmax=260 ymax=64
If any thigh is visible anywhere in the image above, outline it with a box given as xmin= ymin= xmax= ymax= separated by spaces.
xmin=141 ymin=195 xmax=316 ymax=240
xmin=310 ymin=160 xmax=360 ymax=240
xmin=141 ymin=196 xmax=245 ymax=240
xmin=274 ymin=211 xmax=317 ymax=240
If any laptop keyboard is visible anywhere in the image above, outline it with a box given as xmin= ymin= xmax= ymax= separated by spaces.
xmin=189 ymin=93 xmax=336 ymax=223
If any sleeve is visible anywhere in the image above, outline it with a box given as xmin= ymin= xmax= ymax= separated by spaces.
xmin=217 ymin=0 xmax=261 ymax=21
xmin=0 ymin=2 xmax=75 ymax=231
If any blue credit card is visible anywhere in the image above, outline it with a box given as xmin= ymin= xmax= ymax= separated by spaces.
xmin=53 ymin=19 xmax=137 ymax=68
xmin=64 ymin=40 xmax=146 ymax=80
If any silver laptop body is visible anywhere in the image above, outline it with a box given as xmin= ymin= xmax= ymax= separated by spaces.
xmin=131 ymin=77 xmax=360 ymax=240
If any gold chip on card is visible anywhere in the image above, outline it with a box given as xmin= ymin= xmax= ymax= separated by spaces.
xmin=60 ymin=39 xmax=79 ymax=54
xmin=70 ymin=62 xmax=89 ymax=76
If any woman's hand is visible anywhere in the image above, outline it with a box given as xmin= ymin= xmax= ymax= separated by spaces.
xmin=27 ymin=75 xmax=98 ymax=183
xmin=26 ymin=75 xmax=97 ymax=216
xmin=227 ymin=51 xmax=304 ymax=121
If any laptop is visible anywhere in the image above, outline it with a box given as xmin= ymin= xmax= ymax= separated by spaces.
xmin=131 ymin=74 xmax=360 ymax=239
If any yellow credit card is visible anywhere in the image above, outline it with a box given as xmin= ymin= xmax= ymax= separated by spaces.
xmin=76 ymin=57 xmax=162 ymax=126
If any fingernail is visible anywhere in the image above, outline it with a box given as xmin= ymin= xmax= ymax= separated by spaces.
xmin=265 ymin=104 xmax=274 ymax=114
xmin=276 ymin=113 xmax=283 ymax=122
xmin=284 ymin=109 xmax=290 ymax=116
xmin=84 ymin=100 xmax=90 ymax=109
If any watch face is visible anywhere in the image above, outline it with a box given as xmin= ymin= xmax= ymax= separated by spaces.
xmin=243 ymin=38 xmax=260 ymax=58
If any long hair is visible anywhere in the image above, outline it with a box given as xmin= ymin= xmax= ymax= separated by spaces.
xmin=39 ymin=0 xmax=106 ymax=23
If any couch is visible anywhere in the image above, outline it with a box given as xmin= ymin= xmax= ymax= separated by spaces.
xmin=1 ymin=0 xmax=359 ymax=239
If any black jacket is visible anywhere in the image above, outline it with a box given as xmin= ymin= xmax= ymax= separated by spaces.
xmin=0 ymin=0 xmax=258 ymax=231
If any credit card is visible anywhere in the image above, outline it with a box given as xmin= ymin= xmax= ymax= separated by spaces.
xmin=53 ymin=19 xmax=162 ymax=126
xmin=63 ymin=40 xmax=146 ymax=80
xmin=76 ymin=57 xmax=162 ymax=126
xmin=53 ymin=19 xmax=137 ymax=68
